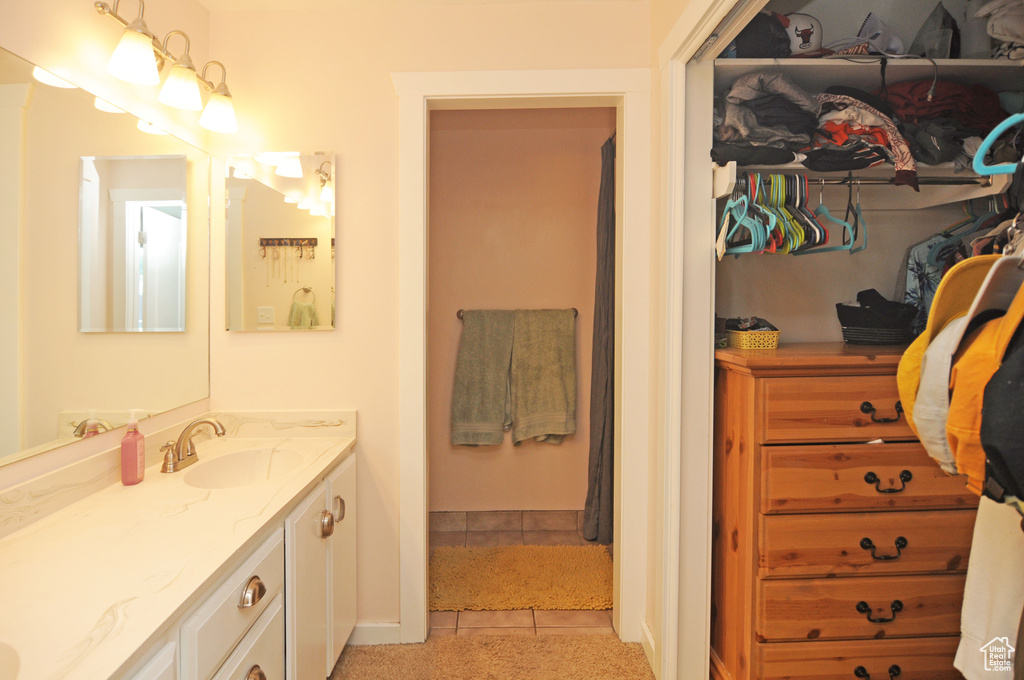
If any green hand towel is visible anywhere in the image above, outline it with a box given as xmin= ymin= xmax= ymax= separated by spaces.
xmin=451 ymin=310 xmax=514 ymax=445
xmin=510 ymin=309 xmax=576 ymax=444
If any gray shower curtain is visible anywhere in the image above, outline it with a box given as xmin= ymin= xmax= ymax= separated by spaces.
xmin=583 ymin=133 xmax=615 ymax=544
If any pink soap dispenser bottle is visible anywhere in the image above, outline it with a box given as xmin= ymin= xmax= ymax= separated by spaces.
xmin=121 ymin=409 xmax=146 ymax=486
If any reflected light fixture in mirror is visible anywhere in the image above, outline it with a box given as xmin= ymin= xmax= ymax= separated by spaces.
xmin=32 ymin=66 xmax=76 ymax=89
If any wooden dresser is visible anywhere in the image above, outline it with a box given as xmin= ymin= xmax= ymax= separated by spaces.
xmin=712 ymin=343 xmax=978 ymax=680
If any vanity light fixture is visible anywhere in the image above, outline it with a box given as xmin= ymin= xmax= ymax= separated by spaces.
xmin=316 ymin=161 xmax=333 ymax=202
xmin=32 ymin=66 xmax=77 ymax=88
xmin=99 ymin=0 xmax=160 ymax=85
xmin=273 ymin=152 xmax=303 ymax=179
xmin=157 ymin=30 xmax=202 ymax=111
xmin=96 ymin=0 xmax=238 ymax=132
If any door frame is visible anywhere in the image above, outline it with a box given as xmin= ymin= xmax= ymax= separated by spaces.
xmin=392 ymin=68 xmax=651 ymax=644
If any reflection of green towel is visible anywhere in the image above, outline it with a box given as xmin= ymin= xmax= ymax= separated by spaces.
xmin=288 ymin=302 xmax=319 ymax=329
xmin=451 ymin=310 xmax=514 ymax=445
xmin=510 ymin=310 xmax=576 ymax=445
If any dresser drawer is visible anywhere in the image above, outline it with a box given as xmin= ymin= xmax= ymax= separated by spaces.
xmin=759 ymin=510 xmax=975 ymax=578
xmin=761 ymin=443 xmax=977 ymax=514
xmin=211 ymin=595 xmax=284 ymax=680
xmin=757 ymin=574 xmax=965 ymax=642
xmin=754 ymin=637 xmax=963 ymax=680
xmin=181 ymin=530 xmax=285 ymax=680
xmin=761 ymin=376 xmax=915 ymax=444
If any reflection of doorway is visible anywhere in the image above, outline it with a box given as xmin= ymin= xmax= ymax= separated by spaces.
xmin=125 ymin=201 xmax=186 ymax=332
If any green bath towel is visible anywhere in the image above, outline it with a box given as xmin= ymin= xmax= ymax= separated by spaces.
xmin=510 ymin=309 xmax=576 ymax=444
xmin=451 ymin=310 xmax=514 ymax=445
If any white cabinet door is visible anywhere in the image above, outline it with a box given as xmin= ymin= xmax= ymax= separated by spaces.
xmin=126 ymin=642 xmax=176 ymax=680
xmin=326 ymin=455 xmax=357 ymax=666
xmin=285 ymin=483 xmax=329 ymax=680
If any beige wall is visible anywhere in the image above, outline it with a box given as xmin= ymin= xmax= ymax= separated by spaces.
xmin=206 ymin=2 xmax=649 ymax=627
xmin=427 ymin=107 xmax=614 ymax=512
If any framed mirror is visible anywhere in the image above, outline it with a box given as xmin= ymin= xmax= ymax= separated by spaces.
xmin=0 ymin=44 xmax=210 ymax=463
xmin=224 ymin=152 xmax=335 ymax=331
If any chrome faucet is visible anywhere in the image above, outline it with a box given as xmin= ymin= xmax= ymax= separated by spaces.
xmin=72 ymin=418 xmax=113 ymax=437
xmin=160 ymin=418 xmax=226 ymax=473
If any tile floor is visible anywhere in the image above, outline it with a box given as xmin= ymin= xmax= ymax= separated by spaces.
xmin=428 ymin=510 xmax=613 ymax=637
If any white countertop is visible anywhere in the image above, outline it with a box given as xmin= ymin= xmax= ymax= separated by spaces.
xmin=0 ymin=432 xmax=355 ymax=680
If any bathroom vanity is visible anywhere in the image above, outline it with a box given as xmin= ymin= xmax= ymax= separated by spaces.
xmin=0 ymin=411 xmax=357 ymax=680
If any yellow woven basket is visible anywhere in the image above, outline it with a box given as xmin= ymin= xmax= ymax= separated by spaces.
xmin=727 ymin=330 xmax=780 ymax=350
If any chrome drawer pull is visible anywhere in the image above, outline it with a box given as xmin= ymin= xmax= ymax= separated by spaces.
xmin=863 ymin=470 xmax=912 ymax=494
xmin=246 ymin=665 xmax=267 ymax=680
xmin=320 ymin=509 xmax=335 ymax=538
xmin=860 ymin=400 xmax=904 ymax=423
xmin=238 ymin=576 xmax=267 ymax=609
xmin=853 ymin=665 xmax=900 ymax=679
xmin=856 ymin=599 xmax=903 ymax=623
xmin=333 ymin=495 xmax=346 ymax=522
xmin=859 ymin=536 xmax=908 ymax=560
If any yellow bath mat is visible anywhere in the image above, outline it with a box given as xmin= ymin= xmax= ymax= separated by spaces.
xmin=429 ymin=544 xmax=612 ymax=612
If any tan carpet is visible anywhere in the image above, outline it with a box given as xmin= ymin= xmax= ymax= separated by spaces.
xmin=331 ymin=634 xmax=655 ymax=680
xmin=430 ymin=545 xmax=612 ymax=612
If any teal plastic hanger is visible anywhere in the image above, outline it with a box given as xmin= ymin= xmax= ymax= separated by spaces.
xmin=794 ymin=178 xmax=855 ymax=255
xmin=973 ymin=113 xmax=1024 ymax=176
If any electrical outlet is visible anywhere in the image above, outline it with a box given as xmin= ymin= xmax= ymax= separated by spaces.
xmin=257 ymin=307 xmax=274 ymax=324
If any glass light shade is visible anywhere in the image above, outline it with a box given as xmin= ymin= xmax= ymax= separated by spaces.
xmin=94 ymin=97 xmax=124 ymax=113
xmin=137 ymin=120 xmax=168 ymax=135
xmin=319 ymin=181 xmax=333 ymax=202
xmin=32 ymin=66 xmax=76 ymax=89
xmin=298 ymin=196 xmax=317 ymax=210
xmin=106 ymin=21 xmax=160 ymax=86
xmin=198 ymin=89 xmax=237 ymax=134
xmin=158 ymin=60 xmax=203 ymax=111
xmin=275 ymin=155 xmax=303 ymax=178
xmin=284 ymin=194 xmax=300 ymax=204
xmin=309 ymin=203 xmax=328 ymax=217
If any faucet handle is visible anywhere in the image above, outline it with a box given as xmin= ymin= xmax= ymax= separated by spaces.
xmin=160 ymin=441 xmax=177 ymax=473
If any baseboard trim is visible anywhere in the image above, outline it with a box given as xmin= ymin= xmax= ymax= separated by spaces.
xmin=640 ymin=619 xmax=658 ymax=679
xmin=348 ymin=622 xmax=403 ymax=645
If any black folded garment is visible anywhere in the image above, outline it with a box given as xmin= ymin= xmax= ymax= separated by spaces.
xmin=836 ymin=289 xmax=917 ymax=330
xmin=803 ymin=146 xmax=888 ymax=172
xmin=711 ymin=143 xmax=795 ymax=166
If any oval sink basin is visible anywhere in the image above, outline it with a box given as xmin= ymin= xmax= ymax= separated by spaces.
xmin=0 ymin=642 xmax=19 ymax=680
xmin=184 ymin=448 xmax=303 ymax=489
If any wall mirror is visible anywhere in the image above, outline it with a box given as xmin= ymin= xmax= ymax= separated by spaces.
xmin=0 ymin=44 xmax=210 ymax=463
xmin=224 ymin=152 xmax=335 ymax=331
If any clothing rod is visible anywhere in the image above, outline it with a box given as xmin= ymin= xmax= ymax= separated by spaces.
xmin=811 ymin=176 xmax=995 ymax=187
xmin=456 ymin=308 xmax=578 ymax=319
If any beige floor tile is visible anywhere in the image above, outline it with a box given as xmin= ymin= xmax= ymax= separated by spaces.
xmin=429 ymin=531 xmax=466 ymax=548
xmin=457 ymin=626 xmax=535 ymax=636
xmin=522 ymin=530 xmax=584 ymax=546
xmin=458 ymin=609 xmax=535 ymax=628
xmin=429 ymin=511 xmax=467 ymax=532
xmin=465 ymin=530 xmax=522 ymax=547
xmin=534 ymin=610 xmax=612 ymax=628
xmin=430 ymin=611 xmax=458 ymax=629
xmin=467 ymin=510 xmax=522 ymax=531
xmin=536 ymin=626 xmax=616 ymax=636
xmin=522 ymin=510 xmax=578 ymax=531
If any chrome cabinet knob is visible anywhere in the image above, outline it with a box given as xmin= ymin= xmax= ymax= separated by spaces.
xmin=238 ymin=576 xmax=266 ymax=609
xmin=320 ymin=509 xmax=335 ymax=538
xmin=333 ymin=495 xmax=346 ymax=522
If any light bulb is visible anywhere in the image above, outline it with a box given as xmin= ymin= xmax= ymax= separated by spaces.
xmin=106 ymin=19 xmax=160 ymax=86
xmin=158 ymin=57 xmax=202 ymax=111
xmin=198 ymin=83 xmax=237 ymax=134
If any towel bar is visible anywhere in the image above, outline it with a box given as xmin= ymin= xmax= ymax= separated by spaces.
xmin=456 ymin=308 xmax=578 ymax=319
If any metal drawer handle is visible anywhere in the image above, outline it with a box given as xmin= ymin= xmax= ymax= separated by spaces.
xmin=856 ymin=599 xmax=903 ymax=623
xmin=334 ymin=495 xmax=346 ymax=522
xmin=860 ymin=400 xmax=904 ymax=423
xmin=854 ymin=665 xmax=901 ymax=679
xmin=864 ymin=470 xmax=912 ymax=494
xmin=859 ymin=536 xmax=908 ymax=560
xmin=247 ymin=665 xmax=267 ymax=680
xmin=238 ymin=576 xmax=267 ymax=609
xmin=320 ymin=509 xmax=335 ymax=538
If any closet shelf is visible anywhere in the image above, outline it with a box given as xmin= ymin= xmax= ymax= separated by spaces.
xmin=712 ymin=161 xmax=1012 ymax=211
xmin=712 ymin=58 xmax=1024 ymax=95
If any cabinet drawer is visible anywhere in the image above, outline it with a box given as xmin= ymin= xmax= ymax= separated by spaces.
xmin=761 ymin=376 xmax=915 ymax=444
xmin=761 ymin=443 xmax=978 ymax=514
xmin=759 ymin=510 xmax=975 ymax=578
xmin=757 ymin=574 xmax=965 ymax=642
xmin=754 ymin=637 xmax=963 ymax=680
xmin=212 ymin=594 xmax=284 ymax=680
xmin=181 ymin=530 xmax=285 ymax=680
